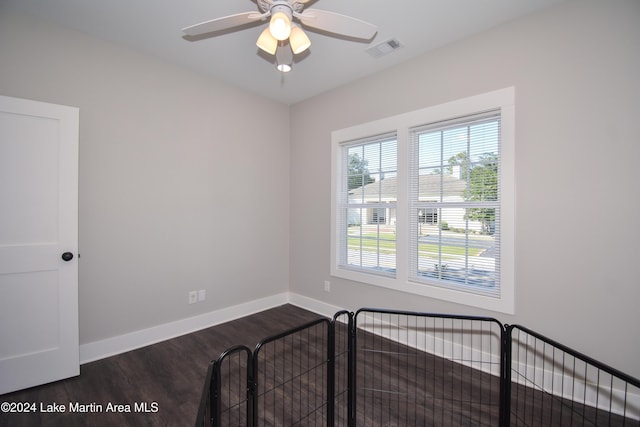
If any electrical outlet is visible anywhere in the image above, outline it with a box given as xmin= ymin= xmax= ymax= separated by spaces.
xmin=198 ymin=289 xmax=206 ymax=302
xmin=324 ymin=280 xmax=331 ymax=292
xmin=188 ymin=290 xmax=197 ymax=304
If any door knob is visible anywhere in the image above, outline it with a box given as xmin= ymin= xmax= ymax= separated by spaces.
xmin=61 ymin=252 xmax=74 ymax=262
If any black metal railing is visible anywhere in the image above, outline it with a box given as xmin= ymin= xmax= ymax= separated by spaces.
xmin=506 ymin=324 xmax=640 ymax=426
xmin=253 ymin=317 xmax=331 ymax=426
xmin=352 ymin=308 xmax=505 ymax=426
xmin=196 ymin=345 xmax=253 ymax=426
xmin=197 ymin=309 xmax=640 ymax=427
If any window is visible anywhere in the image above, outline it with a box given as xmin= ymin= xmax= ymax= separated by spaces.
xmin=331 ymin=88 xmax=515 ymax=314
xmin=409 ymin=111 xmax=501 ymax=296
xmin=337 ymin=134 xmax=397 ymax=276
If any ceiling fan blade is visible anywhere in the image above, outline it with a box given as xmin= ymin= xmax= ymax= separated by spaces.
xmin=297 ymin=9 xmax=377 ymax=40
xmin=182 ymin=12 xmax=264 ymax=37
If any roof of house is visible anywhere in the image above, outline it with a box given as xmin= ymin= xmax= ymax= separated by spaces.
xmin=349 ymin=173 xmax=466 ymax=201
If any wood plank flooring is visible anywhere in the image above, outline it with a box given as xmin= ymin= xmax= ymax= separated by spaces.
xmin=0 ymin=304 xmax=323 ymax=427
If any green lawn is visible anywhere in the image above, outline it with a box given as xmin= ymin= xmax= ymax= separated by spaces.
xmin=348 ymin=233 xmax=483 ymax=257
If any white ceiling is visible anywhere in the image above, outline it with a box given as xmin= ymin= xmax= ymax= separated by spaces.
xmin=2 ymin=0 xmax=567 ymax=104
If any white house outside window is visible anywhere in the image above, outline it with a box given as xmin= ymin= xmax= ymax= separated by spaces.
xmin=331 ymin=88 xmax=514 ymax=314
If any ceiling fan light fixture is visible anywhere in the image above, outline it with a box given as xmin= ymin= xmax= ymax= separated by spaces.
xmin=256 ymin=27 xmax=278 ymax=55
xmin=269 ymin=10 xmax=292 ymax=41
xmin=184 ymin=0 xmax=379 ymax=74
xmin=289 ymin=24 xmax=311 ymax=54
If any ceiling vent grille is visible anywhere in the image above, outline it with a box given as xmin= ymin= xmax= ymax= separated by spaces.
xmin=366 ymin=38 xmax=403 ymax=58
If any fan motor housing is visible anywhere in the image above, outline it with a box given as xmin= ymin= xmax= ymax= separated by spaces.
xmin=257 ymin=0 xmax=303 ymax=14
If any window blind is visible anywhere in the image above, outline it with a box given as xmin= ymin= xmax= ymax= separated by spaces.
xmin=338 ymin=133 xmax=397 ymax=276
xmin=409 ymin=110 xmax=501 ymax=297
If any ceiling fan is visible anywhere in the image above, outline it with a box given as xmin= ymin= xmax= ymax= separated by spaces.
xmin=182 ymin=0 xmax=378 ymax=72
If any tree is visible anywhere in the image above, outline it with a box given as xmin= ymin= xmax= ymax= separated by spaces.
xmin=448 ymin=152 xmax=470 ymax=179
xmin=348 ymin=152 xmax=375 ymax=190
xmin=464 ymin=153 xmax=498 ymax=234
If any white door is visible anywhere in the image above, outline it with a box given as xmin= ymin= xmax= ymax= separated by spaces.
xmin=0 ymin=95 xmax=79 ymax=395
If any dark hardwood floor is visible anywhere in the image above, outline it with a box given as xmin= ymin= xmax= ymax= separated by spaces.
xmin=0 ymin=304 xmax=324 ymax=427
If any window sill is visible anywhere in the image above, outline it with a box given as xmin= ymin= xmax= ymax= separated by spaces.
xmin=331 ymin=266 xmax=514 ymax=315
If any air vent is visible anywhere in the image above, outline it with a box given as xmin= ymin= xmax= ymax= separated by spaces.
xmin=366 ymin=38 xmax=403 ymax=58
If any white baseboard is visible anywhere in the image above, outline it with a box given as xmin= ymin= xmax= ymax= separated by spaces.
xmin=79 ymin=292 xmax=290 ymax=364
xmin=79 ymin=292 xmax=341 ymax=364
xmin=287 ymin=292 xmax=347 ymax=318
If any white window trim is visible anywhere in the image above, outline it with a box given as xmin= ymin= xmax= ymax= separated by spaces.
xmin=331 ymin=87 xmax=515 ymax=314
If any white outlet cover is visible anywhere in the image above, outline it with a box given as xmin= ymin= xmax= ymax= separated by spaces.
xmin=188 ymin=291 xmax=197 ymax=304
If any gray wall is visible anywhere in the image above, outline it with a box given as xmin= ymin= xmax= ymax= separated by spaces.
xmin=290 ymin=0 xmax=640 ymax=378
xmin=0 ymin=10 xmax=291 ymax=344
